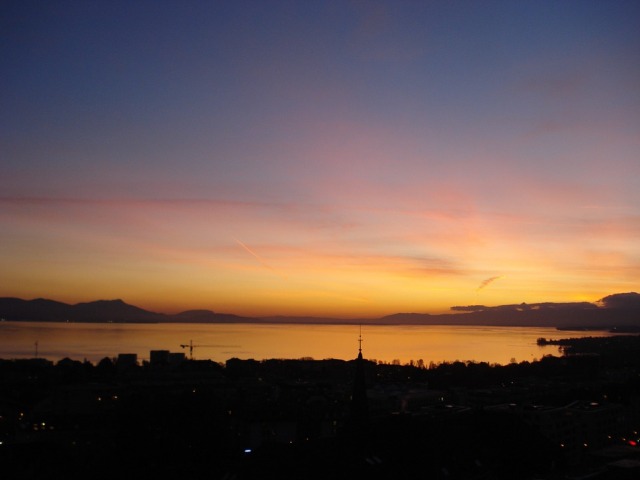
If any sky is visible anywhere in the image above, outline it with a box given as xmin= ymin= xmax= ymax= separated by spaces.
xmin=1 ymin=1 xmax=639 ymax=318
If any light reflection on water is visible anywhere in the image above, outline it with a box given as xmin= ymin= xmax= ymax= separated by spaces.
xmin=0 ymin=321 xmax=620 ymax=365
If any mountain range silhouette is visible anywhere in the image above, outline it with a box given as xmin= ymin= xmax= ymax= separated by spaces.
xmin=0 ymin=293 xmax=639 ymax=329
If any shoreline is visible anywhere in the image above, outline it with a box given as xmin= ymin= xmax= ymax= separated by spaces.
xmin=3 ymin=318 xmax=640 ymax=332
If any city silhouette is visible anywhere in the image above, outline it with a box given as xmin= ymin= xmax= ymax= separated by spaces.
xmin=2 ymin=334 xmax=640 ymax=479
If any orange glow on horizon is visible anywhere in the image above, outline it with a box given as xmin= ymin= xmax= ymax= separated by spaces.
xmin=0 ymin=192 xmax=636 ymax=318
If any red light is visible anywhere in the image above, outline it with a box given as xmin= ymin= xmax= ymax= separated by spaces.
xmin=629 ymin=440 xmax=637 ymax=447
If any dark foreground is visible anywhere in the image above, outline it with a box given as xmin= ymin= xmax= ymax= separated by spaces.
xmin=2 ymin=336 xmax=640 ymax=479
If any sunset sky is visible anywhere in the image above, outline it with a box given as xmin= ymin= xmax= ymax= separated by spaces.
xmin=1 ymin=1 xmax=639 ymax=318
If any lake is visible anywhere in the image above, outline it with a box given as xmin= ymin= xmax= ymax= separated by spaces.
xmin=0 ymin=321 xmax=620 ymax=365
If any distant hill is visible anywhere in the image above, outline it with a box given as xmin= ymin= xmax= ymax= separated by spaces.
xmin=0 ymin=298 xmax=254 ymax=324
xmin=0 ymin=298 xmax=166 ymax=323
xmin=380 ymin=293 xmax=640 ymax=329
xmin=0 ymin=292 xmax=639 ymax=328
xmin=71 ymin=299 xmax=164 ymax=323
xmin=598 ymin=292 xmax=640 ymax=309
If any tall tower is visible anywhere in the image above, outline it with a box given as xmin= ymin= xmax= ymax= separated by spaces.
xmin=350 ymin=326 xmax=369 ymax=429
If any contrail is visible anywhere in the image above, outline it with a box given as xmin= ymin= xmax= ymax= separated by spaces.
xmin=235 ymin=238 xmax=286 ymax=279
xmin=236 ymin=239 xmax=264 ymax=263
xmin=476 ymin=275 xmax=503 ymax=292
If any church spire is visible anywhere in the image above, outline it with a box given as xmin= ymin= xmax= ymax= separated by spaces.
xmin=350 ymin=325 xmax=369 ymax=430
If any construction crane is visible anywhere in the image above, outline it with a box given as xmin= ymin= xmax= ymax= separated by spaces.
xmin=180 ymin=339 xmax=239 ymax=360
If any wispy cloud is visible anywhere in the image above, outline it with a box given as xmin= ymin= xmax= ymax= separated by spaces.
xmin=476 ymin=275 xmax=503 ymax=292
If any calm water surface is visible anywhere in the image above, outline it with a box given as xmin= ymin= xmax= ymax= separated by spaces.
xmin=0 ymin=322 xmax=620 ymax=365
